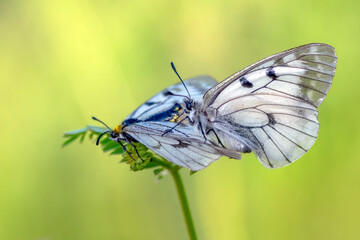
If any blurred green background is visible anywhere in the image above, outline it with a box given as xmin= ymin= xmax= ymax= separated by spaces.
xmin=1 ymin=0 xmax=359 ymax=239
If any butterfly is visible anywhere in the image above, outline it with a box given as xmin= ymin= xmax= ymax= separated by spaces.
xmin=94 ymin=43 xmax=337 ymax=171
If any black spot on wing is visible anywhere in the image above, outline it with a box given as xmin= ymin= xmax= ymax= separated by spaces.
xmin=163 ymin=91 xmax=173 ymax=96
xmin=266 ymin=67 xmax=277 ymax=80
xmin=239 ymin=77 xmax=253 ymax=88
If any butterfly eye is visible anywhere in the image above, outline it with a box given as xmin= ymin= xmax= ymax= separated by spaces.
xmin=185 ymin=101 xmax=192 ymax=111
xmin=110 ymin=132 xmax=118 ymax=138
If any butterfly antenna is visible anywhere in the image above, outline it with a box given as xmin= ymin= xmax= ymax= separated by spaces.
xmin=171 ymin=62 xmax=192 ymax=99
xmin=164 ymin=91 xmax=191 ymax=100
xmin=92 ymin=116 xmax=112 ymax=131
xmin=92 ymin=116 xmax=113 ymax=145
xmin=96 ymin=131 xmax=110 ymax=145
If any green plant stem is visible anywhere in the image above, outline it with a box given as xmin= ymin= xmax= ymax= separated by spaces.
xmin=151 ymin=157 xmax=197 ymax=239
xmin=170 ymin=167 xmax=197 ymax=240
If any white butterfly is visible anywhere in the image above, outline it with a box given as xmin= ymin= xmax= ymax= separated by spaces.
xmin=97 ymin=43 xmax=337 ymax=171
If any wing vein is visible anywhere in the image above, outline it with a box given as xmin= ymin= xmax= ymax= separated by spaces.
xmin=275 ymin=123 xmax=317 ymax=138
xmin=265 ymin=87 xmax=317 ymax=107
xmin=268 ymin=125 xmax=307 ymax=152
xmin=250 ymin=129 xmax=272 ymax=167
xmin=278 ymin=66 xmax=335 ymax=77
xmin=271 ymin=112 xmax=319 ymax=124
xmin=222 ymin=103 xmax=318 ymax=117
xmin=177 ymin=148 xmax=207 ymax=167
xmin=274 ymin=78 xmax=327 ymax=95
xmin=155 ymin=140 xmax=192 ymax=168
xmin=287 ymin=58 xmax=337 ymax=68
xmin=295 ymin=53 xmax=337 ymax=60
xmin=261 ymin=127 xmax=291 ymax=163
xmin=280 ymin=73 xmax=332 ymax=84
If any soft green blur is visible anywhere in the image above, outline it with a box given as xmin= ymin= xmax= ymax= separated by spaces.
xmin=1 ymin=0 xmax=359 ymax=239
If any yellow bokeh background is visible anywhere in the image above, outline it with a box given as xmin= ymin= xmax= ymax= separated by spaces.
xmin=1 ymin=0 xmax=359 ymax=239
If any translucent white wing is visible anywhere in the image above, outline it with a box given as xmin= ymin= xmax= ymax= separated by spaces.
xmin=127 ymin=76 xmax=217 ymax=121
xmin=204 ymin=43 xmax=337 ymax=168
xmin=123 ymin=121 xmax=241 ymax=171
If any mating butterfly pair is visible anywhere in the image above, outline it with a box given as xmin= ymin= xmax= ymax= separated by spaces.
xmin=95 ymin=43 xmax=337 ymax=171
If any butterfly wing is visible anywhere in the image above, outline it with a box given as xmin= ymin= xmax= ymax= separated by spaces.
xmin=202 ymin=43 xmax=337 ymax=168
xmin=127 ymin=76 xmax=217 ymax=121
xmin=123 ymin=121 xmax=241 ymax=171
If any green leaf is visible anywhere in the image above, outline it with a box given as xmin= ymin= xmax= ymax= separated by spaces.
xmin=63 ymin=128 xmax=88 ymax=136
xmin=103 ymin=140 xmax=121 ymax=152
xmin=79 ymin=132 xmax=86 ymax=143
xmin=62 ymin=135 xmax=78 ymax=147
xmin=87 ymin=125 xmax=108 ymax=134
xmin=111 ymin=147 xmax=124 ymax=155
xmin=100 ymin=137 xmax=111 ymax=145
xmin=63 ymin=124 xmax=172 ymax=178
xmin=89 ymin=132 xmax=94 ymax=139
xmin=153 ymin=168 xmax=164 ymax=175
xmin=143 ymin=161 xmax=160 ymax=169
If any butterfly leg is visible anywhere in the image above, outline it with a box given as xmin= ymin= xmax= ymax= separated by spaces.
xmin=122 ymin=135 xmax=145 ymax=162
xmin=198 ymin=121 xmax=207 ymax=143
xmin=206 ymin=128 xmax=225 ymax=148
xmin=161 ymin=116 xmax=193 ymax=136
xmin=117 ymin=139 xmax=137 ymax=162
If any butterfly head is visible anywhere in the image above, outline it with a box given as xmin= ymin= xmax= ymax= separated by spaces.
xmin=185 ymin=99 xmax=193 ymax=111
xmin=111 ymin=124 xmax=122 ymax=138
xmin=92 ymin=116 xmax=127 ymax=145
